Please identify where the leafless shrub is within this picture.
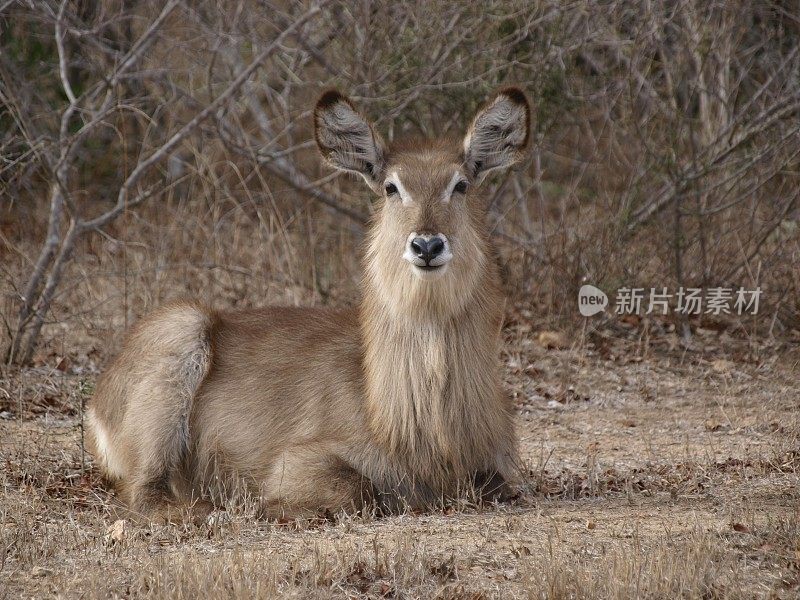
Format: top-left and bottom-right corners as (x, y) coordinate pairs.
(1, 0), (798, 364)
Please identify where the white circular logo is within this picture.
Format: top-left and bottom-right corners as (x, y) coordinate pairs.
(578, 285), (608, 317)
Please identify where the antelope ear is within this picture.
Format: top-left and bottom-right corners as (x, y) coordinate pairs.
(462, 87), (530, 181)
(314, 90), (386, 190)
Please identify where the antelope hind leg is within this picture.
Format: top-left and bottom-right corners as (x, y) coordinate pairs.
(120, 471), (214, 526)
(258, 449), (374, 520)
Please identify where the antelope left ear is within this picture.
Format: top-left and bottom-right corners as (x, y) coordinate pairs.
(462, 87), (530, 182)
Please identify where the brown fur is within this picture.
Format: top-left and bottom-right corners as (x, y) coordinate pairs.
(88, 88), (531, 519)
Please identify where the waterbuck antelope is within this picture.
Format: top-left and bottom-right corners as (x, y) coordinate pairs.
(88, 87), (531, 520)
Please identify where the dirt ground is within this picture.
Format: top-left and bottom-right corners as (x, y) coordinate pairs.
(1, 326), (798, 599)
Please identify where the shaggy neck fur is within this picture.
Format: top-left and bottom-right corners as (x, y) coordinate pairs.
(359, 215), (511, 489)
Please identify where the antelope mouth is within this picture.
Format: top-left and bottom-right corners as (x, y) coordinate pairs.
(411, 262), (449, 279)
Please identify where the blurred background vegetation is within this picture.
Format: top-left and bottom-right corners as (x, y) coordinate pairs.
(1, 0), (798, 367)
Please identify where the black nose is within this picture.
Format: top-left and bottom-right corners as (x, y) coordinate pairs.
(410, 236), (445, 264)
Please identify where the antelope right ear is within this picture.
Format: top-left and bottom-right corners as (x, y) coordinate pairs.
(314, 90), (386, 191)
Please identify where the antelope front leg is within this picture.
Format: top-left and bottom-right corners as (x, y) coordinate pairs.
(259, 449), (374, 520)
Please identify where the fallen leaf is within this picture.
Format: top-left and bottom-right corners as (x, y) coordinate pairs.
(503, 568), (518, 580)
(705, 420), (729, 432)
(537, 331), (569, 350)
(512, 545), (532, 557)
(712, 359), (734, 373)
(31, 566), (53, 578)
(105, 519), (127, 544)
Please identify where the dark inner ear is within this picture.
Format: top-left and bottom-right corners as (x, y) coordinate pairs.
(313, 90), (385, 186)
(463, 87), (531, 179)
(316, 89), (346, 111)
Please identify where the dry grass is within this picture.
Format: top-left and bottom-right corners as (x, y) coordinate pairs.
(2, 2), (799, 597)
(2, 340), (798, 599)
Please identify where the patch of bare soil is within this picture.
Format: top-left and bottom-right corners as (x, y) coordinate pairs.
(1, 339), (798, 598)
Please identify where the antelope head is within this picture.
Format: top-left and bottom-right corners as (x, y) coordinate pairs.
(314, 88), (530, 316)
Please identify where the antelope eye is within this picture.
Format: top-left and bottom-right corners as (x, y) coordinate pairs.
(385, 182), (398, 196)
(453, 180), (468, 194)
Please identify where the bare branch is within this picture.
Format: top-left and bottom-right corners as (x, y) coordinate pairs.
(81, 0), (328, 232)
